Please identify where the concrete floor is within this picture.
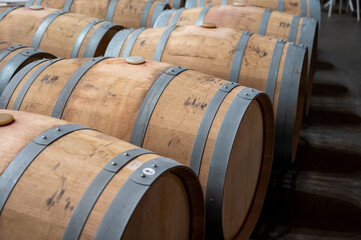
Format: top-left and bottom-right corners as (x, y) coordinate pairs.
(251, 11), (361, 240)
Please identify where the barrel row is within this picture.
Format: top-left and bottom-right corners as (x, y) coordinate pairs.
(26, 0), (173, 28)
(184, 0), (321, 27)
(0, 6), (122, 58)
(0, 54), (275, 239)
(153, 5), (318, 114)
(0, 110), (204, 239)
(105, 25), (307, 162)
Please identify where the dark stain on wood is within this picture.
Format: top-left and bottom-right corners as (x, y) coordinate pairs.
(251, 46), (268, 58)
(53, 162), (60, 171)
(289, 2), (299, 6)
(140, 40), (146, 46)
(40, 74), (59, 84)
(280, 22), (291, 28)
(184, 96), (208, 110)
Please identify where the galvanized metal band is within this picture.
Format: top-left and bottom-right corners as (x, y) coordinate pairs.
(195, 6), (211, 25)
(0, 45), (26, 62)
(205, 87), (261, 239)
(300, 0), (307, 16)
(153, 9), (175, 28)
(298, 17), (317, 79)
(170, 8), (185, 26)
(275, 44), (304, 162)
(12, 58), (62, 111)
(265, 40), (286, 104)
(288, 15), (301, 43)
(0, 49), (54, 96)
(36, 0), (43, 5)
(199, 0), (205, 7)
(121, 28), (145, 58)
(0, 6), (20, 21)
(141, 0), (154, 27)
(130, 66), (188, 146)
(185, 0), (197, 8)
(229, 31), (253, 83)
(32, 10), (68, 49)
(309, 0), (321, 26)
(105, 0), (119, 21)
(153, 25), (177, 61)
(0, 124), (91, 213)
(278, 0), (284, 11)
(52, 57), (108, 118)
(63, 148), (154, 240)
(189, 82), (239, 176)
(25, 0), (35, 6)
(70, 19), (104, 58)
(221, 0), (228, 6)
(95, 157), (181, 240)
(63, 0), (74, 11)
(104, 29), (135, 57)
(258, 9), (272, 35)
(83, 23), (123, 58)
(172, 0), (182, 9)
(151, 2), (168, 27)
(0, 59), (49, 109)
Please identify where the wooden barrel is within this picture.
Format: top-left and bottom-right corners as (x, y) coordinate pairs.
(0, 57), (275, 239)
(0, 42), (55, 96)
(154, 5), (318, 114)
(105, 25), (307, 163)
(0, 6), (123, 58)
(26, 0), (173, 28)
(0, 110), (204, 239)
(185, 0), (321, 27)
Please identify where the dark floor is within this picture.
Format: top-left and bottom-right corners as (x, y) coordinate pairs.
(251, 11), (361, 240)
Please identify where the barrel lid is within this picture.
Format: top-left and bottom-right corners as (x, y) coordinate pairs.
(126, 56), (145, 65)
(202, 23), (217, 28)
(30, 5), (44, 10)
(233, 2), (246, 6)
(0, 113), (14, 126)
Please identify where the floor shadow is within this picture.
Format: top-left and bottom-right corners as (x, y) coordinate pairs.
(316, 61), (336, 71)
(294, 143), (361, 173)
(311, 82), (349, 97)
(304, 108), (361, 127)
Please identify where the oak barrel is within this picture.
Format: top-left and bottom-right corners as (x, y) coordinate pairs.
(154, 5), (318, 114)
(0, 110), (204, 239)
(26, 0), (172, 28)
(0, 7), (123, 58)
(185, 0), (321, 27)
(105, 25), (307, 163)
(0, 57), (275, 239)
(0, 42), (55, 96)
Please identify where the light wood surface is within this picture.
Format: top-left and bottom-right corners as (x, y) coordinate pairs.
(0, 110), (204, 239)
(0, 7), (121, 58)
(30, 0), (171, 28)
(1, 58), (274, 239)
(109, 25), (307, 163)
